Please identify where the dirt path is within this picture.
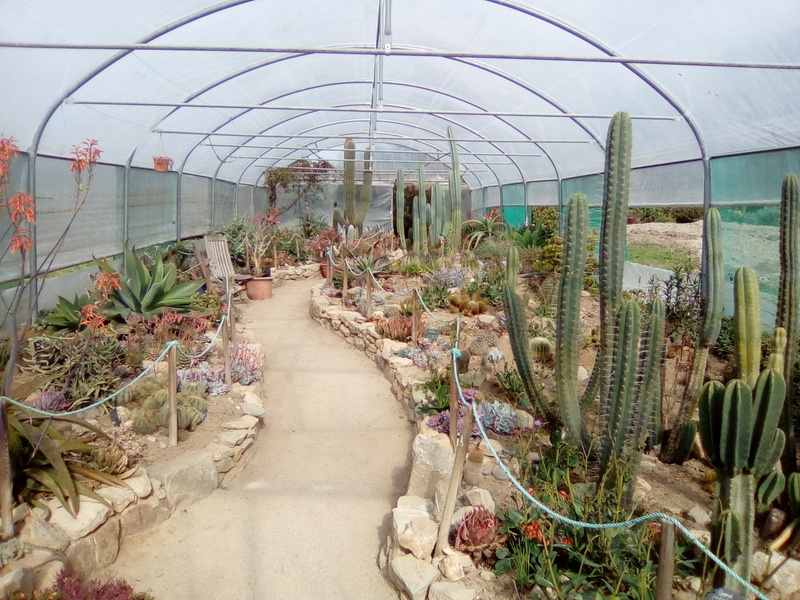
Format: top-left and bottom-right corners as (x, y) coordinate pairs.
(104, 277), (414, 600)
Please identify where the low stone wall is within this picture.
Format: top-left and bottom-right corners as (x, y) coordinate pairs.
(0, 362), (266, 598)
(309, 284), (509, 600)
(271, 263), (320, 283)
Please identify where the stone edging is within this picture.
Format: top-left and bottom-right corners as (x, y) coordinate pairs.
(309, 284), (511, 600)
(0, 348), (267, 598)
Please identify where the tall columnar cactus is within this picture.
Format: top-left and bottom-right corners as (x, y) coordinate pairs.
(395, 169), (406, 251)
(777, 173), (799, 474)
(699, 370), (786, 594)
(506, 244), (520, 290)
(555, 194), (590, 448)
(582, 111), (633, 407)
(354, 149), (373, 235)
(734, 266), (762, 389)
(447, 126), (462, 255)
(414, 165), (428, 255)
(661, 207), (724, 463)
(343, 138), (356, 227)
(596, 299), (666, 484)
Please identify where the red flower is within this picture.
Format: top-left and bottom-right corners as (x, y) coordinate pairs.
(560, 537), (572, 546)
(523, 520), (543, 541)
(10, 229), (31, 253)
(80, 303), (106, 330)
(559, 490), (570, 503)
(95, 270), (121, 299)
(8, 191), (35, 224)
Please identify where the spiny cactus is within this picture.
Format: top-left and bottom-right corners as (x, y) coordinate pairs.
(582, 111), (632, 407)
(699, 370), (786, 594)
(662, 207), (724, 463)
(396, 169), (406, 251)
(343, 138), (356, 228)
(777, 172), (799, 474)
(447, 126), (462, 256)
(131, 383), (208, 434)
(756, 470), (785, 515)
(356, 149), (373, 235)
(734, 266), (762, 388)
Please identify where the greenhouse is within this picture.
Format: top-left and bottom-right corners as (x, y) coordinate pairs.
(2, 2), (800, 599)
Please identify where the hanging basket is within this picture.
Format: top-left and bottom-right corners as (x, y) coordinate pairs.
(153, 156), (173, 172)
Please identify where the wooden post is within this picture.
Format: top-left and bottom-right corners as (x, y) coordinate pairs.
(449, 363), (459, 450)
(365, 269), (373, 318)
(168, 343), (178, 447)
(294, 237), (300, 263)
(0, 401), (13, 539)
(342, 258), (348, 293)
(411, 288), (419, 346)
(655, 519), (676, 600)
(222, 318), (232, 385)
(434, 406), (475, 558)
(272, 238), (278, 267)
(326, 253), (333, 286)
(227, 308), (236, 347)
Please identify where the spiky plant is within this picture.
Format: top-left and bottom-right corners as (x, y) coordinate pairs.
(454, 507), (508, 562)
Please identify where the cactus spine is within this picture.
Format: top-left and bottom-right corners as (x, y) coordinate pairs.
(396, 169), (406, 251)
(555, 194), (590, 448)
(699, 370), (786, 593)
(734, 266), (762, 388)
(447, 126), (462, 255)
(661, 207), (724, 463)
(777, 173), (799, 473)
(582, 111), (633, 407)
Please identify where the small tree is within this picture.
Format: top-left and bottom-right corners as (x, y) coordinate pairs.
(262, 159), (334, 221)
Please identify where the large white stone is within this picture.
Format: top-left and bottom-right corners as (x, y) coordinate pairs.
(48, 500), (112, 541)
(206, 441), (235, 461)
(407, 433), (456, 500)
(97, 486), (136, 513)
(389, 554), (441, 600)
(465, 488), (495, 514)
(64, 516), (120, 578)
(18, 515), (69, 551)
(124, 468), (153, 498)
(119, 495), (170, 537)
(397, 495), (435, 514)
(222, 415), (260, 430)
(752, 551), (800, 598)
(147, 450), (218, 510)
(216, 430), (249, 447)
(398, 515), (438, 560)
(428, 581), (477, 600)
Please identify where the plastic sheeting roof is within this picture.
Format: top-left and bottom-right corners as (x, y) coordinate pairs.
(2, 0), (799, 190)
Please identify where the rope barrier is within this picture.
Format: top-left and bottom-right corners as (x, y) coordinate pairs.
(447, 349), (769, 600)
(2, 290), (234, 418)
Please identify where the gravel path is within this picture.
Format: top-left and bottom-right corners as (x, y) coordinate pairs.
(104, 277), (413, 600)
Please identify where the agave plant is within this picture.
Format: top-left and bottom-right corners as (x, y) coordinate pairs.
(454, 506), (508, 562)
(95, 244), (204, 321)
(40, 293), (93, 332)
(7, 405), (127, 517)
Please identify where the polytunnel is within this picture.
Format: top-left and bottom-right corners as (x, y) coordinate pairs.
(2, 0), (800, 305)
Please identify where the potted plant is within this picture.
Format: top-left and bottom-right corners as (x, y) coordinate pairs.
(243, 221), (274, 300)
(307, 227), (343, 276)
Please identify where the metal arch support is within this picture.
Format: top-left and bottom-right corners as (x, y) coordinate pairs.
(241, 118), (492, 189)
(486, 0), (710, 206)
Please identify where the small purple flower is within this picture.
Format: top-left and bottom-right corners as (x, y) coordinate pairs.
(533, 419), (543, 427)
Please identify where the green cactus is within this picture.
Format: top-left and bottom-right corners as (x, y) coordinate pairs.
(414, 164), (429, 256)
(661, 207), (724, 463)
(343, 138), (356, 227)
(582, 111), (633, 408)
(777, 173), (799, 474)
(788, 472), (800, 519)
(699, 370), (786, 594)
(447, 126), (462, 255)
(554, 193), (590, 448)
(506, 245), (520, 290)
(396, 169), (406, 251)
(355, 149), (373, 235)
(734, 266), (762, 388)
(756, 470), (785, 515)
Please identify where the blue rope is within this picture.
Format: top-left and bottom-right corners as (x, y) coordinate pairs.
(174, 313), (227, 359)
(447, 351), (769, 600)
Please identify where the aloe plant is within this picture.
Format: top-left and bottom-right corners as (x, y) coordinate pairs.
(96, 245), (204, 321)
(40, 293), (93, 332)
(777, 173), (799, 474)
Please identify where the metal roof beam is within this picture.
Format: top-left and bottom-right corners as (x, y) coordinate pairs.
(204, 144), (550, 155)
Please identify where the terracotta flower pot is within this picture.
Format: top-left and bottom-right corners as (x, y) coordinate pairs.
(153, 156), (173, 172)
(245, 276), (273, 300)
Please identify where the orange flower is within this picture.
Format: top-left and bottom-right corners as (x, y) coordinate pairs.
(95, 270), (121, 299)
(558, 490), (570, 503)
(560, 537), (572, 546)
(8, 191), (35, 224)
(70, 139), (101, 173)
(80, 303), (106, 330)
(523, 520), (543, 541)
(10, 228), (31, 253)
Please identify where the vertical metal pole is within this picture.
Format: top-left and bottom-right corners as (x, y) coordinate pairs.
(655, 519), (676, 600)
(411, 288), (419, 345)
(365, 269), (373, 318)
(434, 406), (475, 558)
(168, 344), (178, 447)
(222, 318), (232, 385)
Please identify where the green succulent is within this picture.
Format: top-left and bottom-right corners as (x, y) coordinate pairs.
(96, 244), (204, 321)
(40, 293), (93, 332)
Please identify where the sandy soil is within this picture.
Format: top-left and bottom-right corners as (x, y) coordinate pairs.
(627, 220), (704, 264)
(102, 277), (415, 600)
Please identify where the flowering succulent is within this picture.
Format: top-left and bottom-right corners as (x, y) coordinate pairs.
(33, 389), (69, 413)
(425, 400), (483, 438)
(230, 341), (264, 386)
(426, 267), (465, 289)
(454, 506), (508, 562)
(177, 361), (229, 396)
